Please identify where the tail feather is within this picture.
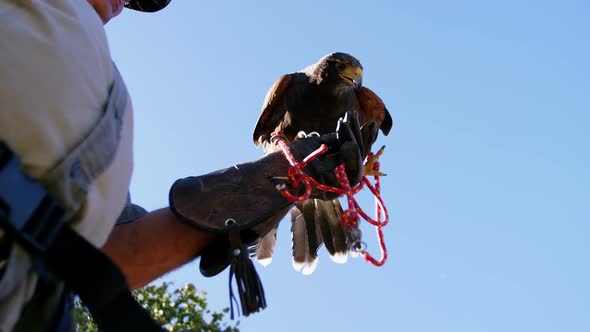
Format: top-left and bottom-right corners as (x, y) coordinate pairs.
(255, 228), (277, 267)
(291, 201), (323, 275)
(253, 203), (292, 267)
(291, 199), (349, 274)
(315, 199), (348, 263)
(291, 205), (309, 272)
(301, 200), (322, 264)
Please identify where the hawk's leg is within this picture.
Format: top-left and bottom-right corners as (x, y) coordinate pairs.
(363, 145), (386, 177)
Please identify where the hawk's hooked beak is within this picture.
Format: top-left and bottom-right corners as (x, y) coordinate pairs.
(341, 66), (363, 88)
(352, 68), (363, 88)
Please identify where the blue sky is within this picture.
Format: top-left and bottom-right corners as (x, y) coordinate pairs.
(106, 1), (589, 331)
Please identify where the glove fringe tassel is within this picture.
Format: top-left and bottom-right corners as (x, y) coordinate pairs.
(228, 242), (266, 319)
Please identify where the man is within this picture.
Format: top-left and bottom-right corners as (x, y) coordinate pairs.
(0, 0), (374, 331)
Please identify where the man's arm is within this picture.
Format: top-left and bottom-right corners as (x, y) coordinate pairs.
(102, 112), (376, 291)
(101, 207), (218, 290)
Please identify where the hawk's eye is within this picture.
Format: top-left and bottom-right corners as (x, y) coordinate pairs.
(335, 62), (347, 71)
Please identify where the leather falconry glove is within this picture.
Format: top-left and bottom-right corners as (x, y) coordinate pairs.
(169, 111), (377, 318)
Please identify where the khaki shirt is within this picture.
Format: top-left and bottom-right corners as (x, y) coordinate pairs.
(0, 0), (135, 329)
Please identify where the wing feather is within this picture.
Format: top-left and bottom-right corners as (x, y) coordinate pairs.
(356, 86), (393, 135)
(252, 74), (293, 146)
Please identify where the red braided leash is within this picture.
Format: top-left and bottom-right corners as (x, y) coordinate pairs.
(271, 132), (389, 267)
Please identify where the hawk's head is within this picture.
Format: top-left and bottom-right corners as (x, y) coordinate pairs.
(313, 52), (363, 90)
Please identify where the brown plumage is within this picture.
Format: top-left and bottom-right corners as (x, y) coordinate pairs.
(252, 52), (392, 274)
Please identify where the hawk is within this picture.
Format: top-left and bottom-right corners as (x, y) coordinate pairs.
(252, 52), (392, 274)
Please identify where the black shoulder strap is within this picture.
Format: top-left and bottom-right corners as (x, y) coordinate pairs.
(0, 142), (163, 332)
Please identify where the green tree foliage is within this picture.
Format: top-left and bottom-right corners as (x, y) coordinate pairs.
(74, 282), (239, 332)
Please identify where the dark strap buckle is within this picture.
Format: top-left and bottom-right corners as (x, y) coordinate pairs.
(0, 142), (65, 254)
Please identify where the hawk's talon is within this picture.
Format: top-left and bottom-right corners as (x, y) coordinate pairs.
(363, 145), (386, 177)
